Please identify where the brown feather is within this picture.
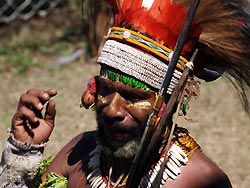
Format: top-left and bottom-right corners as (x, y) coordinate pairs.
(171, 0), (250, 114)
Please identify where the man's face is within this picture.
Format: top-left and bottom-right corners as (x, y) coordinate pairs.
(95, 77), (156, 158)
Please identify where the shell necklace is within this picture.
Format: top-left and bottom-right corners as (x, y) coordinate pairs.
(87, 144), (188, 188)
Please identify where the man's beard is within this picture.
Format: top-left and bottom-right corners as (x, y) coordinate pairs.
(101, 136), (141, 159)
(96, 123), (144, 159)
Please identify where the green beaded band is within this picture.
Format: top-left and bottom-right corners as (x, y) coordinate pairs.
(100, 66), (152, 90)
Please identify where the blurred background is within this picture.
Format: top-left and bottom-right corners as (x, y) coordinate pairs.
(0, 1), (249, 187)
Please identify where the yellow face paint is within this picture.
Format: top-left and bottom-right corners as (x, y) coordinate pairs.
(98, 95), (108, 104)
(98, 94), (152, 110)
(109, 93), (121, 112)
(127, 101), (152, 110)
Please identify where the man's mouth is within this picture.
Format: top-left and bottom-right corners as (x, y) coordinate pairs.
(104, 126), (133, 142)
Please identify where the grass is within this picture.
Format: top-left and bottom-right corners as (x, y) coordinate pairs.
(0, 8), (250, 188)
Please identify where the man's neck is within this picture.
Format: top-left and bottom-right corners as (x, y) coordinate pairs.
(109, 157), (133, 182)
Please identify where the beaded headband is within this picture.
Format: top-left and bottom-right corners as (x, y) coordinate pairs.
(108, 27), (188, 71)
(97, 27), (188, 94)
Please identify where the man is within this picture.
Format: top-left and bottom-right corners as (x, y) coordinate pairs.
(1, 0), (250, 187)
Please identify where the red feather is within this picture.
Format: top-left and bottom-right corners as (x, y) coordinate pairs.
(110, 0), (201, 56)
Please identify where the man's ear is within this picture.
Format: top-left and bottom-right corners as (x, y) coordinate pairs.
(81, 90), (96, 109)
(80, 76), (99, 109)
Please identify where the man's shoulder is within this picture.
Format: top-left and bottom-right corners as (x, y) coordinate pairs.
(65, 130), (98, 171)
(69, 130), (97, 147)
(181, 150), (232, 188)
(43, 130), (98, 179)
(163, 150), (232, 188)
(60, 130), (98, 157)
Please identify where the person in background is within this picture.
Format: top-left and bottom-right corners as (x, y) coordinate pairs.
(1, 0), (250, 187)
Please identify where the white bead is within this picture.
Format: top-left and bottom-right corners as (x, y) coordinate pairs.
(162, 169), (169, 180)
(92, 176), (103, 188)
(166, 160), (181, 176)
(123, 30), (131, 39)
(169, 154), (181, 166)
(171, 144), (187, 157)
(165, 167), (177, 180)
(144, 175), (152, 188)
(170, 150), (188, 164)
(99, 182), (107, 188)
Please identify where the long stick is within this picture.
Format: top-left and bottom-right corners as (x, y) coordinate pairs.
(152, 49), (198, 187)
(126, 0), (200, 187)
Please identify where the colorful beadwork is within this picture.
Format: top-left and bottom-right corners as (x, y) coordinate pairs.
(100, 66), (151, 90)
(98, 40), (182, 93)
(109, 27), (187, 70)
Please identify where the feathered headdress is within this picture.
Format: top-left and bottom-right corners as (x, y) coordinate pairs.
(87, 0), (250, 114)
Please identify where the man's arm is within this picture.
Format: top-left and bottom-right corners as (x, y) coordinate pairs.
(0, 89), (57, 187)
(0, 132), (46, 188)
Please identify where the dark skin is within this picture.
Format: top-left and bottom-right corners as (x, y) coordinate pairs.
(10, 78), (232, 188)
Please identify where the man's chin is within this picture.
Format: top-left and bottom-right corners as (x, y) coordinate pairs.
(100, 136), (141, 159)
(112, 138), (140, 159)
(97, 126), (143, 159)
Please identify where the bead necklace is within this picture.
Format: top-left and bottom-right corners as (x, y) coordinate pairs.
(87, 144), (188, 188)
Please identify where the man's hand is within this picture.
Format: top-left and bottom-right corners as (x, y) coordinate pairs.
(11, 89), (57, 144)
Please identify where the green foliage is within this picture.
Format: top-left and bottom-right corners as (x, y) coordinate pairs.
(32, 156), (54, 187)
(32, 157), (68, 188)
(38, 156), (54, 175)
(39, 172), (68, 188)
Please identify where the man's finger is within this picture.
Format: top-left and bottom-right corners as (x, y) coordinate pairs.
(44, 100), (56, 128)
(17, 93), (43, 110)
(17, 89), (57, 110)
(25, 89), (57, 104)
(38, 89), (58, 104)
(12, 106), (38, 126)
(45, 89), (57, 98)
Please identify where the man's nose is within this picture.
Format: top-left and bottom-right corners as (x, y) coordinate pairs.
(103, 92), (127, 120)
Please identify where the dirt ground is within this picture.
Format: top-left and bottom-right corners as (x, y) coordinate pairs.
(0, 6), (250, 188)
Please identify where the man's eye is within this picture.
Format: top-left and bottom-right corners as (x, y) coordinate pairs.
(129, 98), (142, 103)
(121, 92), (144, 102)
(98, 86), (113, 96)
